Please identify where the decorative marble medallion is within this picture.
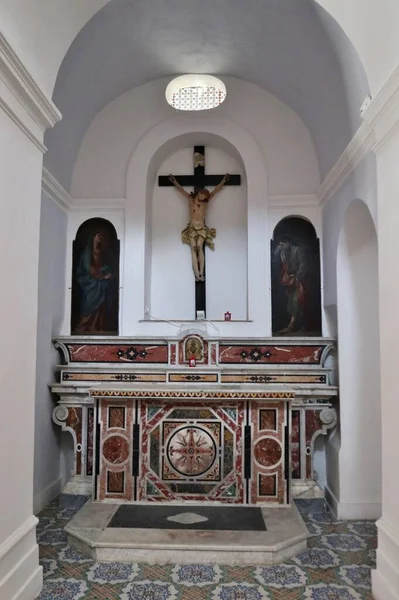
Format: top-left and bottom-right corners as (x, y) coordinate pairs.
(303, 583), (362, 599)
(40, 578), (88, 600)
(293, 548), (341, 569)
(212, 582), (270, 599)
(120, 580), (178, 600)
(339, 565), (371, 589)
(255, 564), (307, 588)
(40, 558), (57, 578)
(37, 516), (55, 533)
(87, 561), (139, 584)
(102, 434), (130, 465)
(305, 522), (323, 537)
(254, 437), (282, 468)
(171, 564), (222, 586)
(38, 528), (68, 546)
(58, 546), (92, 564)
(166, 426), (216, 476)
(348, 521), (377, 537)
(321, 534), (367, 552)
(166, 512), (208, 525)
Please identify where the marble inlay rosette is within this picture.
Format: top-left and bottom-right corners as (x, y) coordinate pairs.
(171, 564), (222, 586)
(255, 564), (307, 588)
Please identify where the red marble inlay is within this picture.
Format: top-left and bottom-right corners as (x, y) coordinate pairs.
(109, 406), (125, 429)
(219, 344), (324, 364)
(102, 435), (130, 465)
(107, 471), (125, 493)
(260, 409), (277, 431)
(66, 407), (82, 475)
(291, 409), (301, 479)
(67, 344), (168, 363)
(86, 407), (94, 476)
(139, 400), (245, 504)
(259, 474), (277, 496)
(305, 409), (323, 479)
(98, 399), (134, 501)
(254, 437), (282, 468)
(250, 401), (287, 504)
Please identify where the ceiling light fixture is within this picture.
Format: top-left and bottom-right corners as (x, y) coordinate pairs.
(165, 74), (226, 111)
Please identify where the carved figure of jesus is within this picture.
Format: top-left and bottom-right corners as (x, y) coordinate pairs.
(168, 173), (230, 281)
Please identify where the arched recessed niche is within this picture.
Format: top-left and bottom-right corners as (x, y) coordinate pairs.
(71, 217), (120, 335)
(271, 216), (321, 336)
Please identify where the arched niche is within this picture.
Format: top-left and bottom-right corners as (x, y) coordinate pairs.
(123, 115), (268, 336)
(271, 216), (322, 336)
(71, 217), (120, 335)
(334, 199), (381, 518)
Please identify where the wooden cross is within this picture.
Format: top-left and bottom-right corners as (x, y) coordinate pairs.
(158, 145), (241, 320)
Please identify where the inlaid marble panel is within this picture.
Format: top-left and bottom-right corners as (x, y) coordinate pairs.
(250, 401), (288, 504)
(139, 401), (245, 504)
(97, 400), (134, 501)
(66, 343), (168, 364)
(219, 344), (325, 365)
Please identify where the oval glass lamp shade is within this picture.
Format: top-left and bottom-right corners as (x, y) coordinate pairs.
(165, 74), (227, 111)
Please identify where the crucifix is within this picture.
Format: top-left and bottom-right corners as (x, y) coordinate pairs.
(158, 146), (241, 319)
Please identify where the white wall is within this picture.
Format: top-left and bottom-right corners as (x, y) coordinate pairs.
(332, 200), (381, 519)
(34, 193), (68, 514)
(372, 127), (399, 600)
(1, 0), (399, 103)
(63, 79), (321, 337)
(150, 147), (247, 321)
(322, 152), (378, 325)
(71, 78), (320, 199)
(0, 108), (43, 599)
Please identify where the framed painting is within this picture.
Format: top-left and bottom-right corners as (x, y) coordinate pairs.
(271, 217), (321, 336)
(71, 218), (119, 335)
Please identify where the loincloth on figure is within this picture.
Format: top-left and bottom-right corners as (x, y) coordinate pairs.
(181, 223), (216, 250)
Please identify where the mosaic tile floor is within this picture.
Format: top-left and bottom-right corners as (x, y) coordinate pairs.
(37, 496), (376, 599)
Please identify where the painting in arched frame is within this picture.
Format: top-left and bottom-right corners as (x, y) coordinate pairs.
(271, 217), (322, 336)
(71, 218), (120, 335)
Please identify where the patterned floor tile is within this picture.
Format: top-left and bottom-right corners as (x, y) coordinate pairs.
(36, 495), (377, 600)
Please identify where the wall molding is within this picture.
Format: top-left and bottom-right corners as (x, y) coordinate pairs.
(372, 517), (399, 600)
(42, 168), (126, 213)
(0, 515), (42, 600)
(0, 31), (61, 131)
(71, 197), (126, 212)
(42, 168), (72, 211)
(33, 477), (62, 516)
(319, 61), (399, 206)
(268, 194), (319, 208)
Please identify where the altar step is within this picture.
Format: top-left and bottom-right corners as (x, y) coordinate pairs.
(66, 502), (309, 566)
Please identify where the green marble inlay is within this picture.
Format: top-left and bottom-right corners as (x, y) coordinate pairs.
(146, 480), (162, 496)
(221, 483), (237, 497)
(147, 406), (163, 420)
(222, 407), (237, 422)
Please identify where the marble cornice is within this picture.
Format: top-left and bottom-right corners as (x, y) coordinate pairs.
(319, 61), (399, 206)
(0, 32), (61, 151)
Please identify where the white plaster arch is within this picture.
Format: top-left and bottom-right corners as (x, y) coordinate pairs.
(331, 198), (381, 519)
(122, 114), (269, 337)
(2, 0), (396, 105)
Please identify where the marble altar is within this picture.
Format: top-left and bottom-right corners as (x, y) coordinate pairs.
(51, 335), (337, 505)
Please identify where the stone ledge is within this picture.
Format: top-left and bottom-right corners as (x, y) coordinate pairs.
(66, 502), (308, 565)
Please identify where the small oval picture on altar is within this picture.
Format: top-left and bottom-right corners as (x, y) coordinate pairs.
(271, 217), (321, 336)
(71, 218), (119, 335)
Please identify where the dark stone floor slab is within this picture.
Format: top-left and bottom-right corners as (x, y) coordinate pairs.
(55, 494), (90, 510)
(108, 505), (267, 531)
(295, 498), (326, 514)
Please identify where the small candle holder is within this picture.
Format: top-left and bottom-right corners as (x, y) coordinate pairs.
(224, 311), (232, 321)
(189, 356), (196, 368)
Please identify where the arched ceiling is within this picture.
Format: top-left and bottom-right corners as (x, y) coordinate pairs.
(43, 0), (369, 191)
